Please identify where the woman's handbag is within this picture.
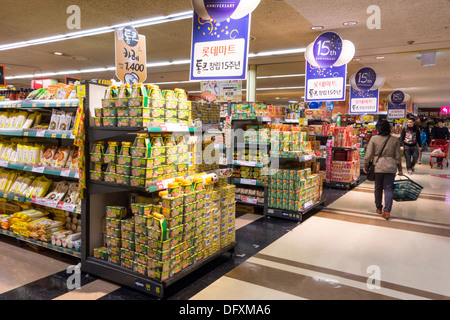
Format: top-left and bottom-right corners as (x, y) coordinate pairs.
(366, 136), (391, 181)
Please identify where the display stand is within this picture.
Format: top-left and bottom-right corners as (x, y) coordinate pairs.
(0, 97), (82, 259)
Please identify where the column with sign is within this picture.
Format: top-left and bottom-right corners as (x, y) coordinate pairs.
(115, 26), (147, 84)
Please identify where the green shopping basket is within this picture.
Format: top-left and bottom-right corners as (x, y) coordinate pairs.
(393, 175), (424, 202)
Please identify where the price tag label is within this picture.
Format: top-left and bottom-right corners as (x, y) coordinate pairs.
(240, 179), (257, 186)
(241, 196), (258, 205)
(61, 169), (71, 177)
(36, 130), (46, 137)
(0, 160), (8, 168)
(32, 165), (45, 173)
(156, 181), (165, 191)
(60, 202), (76, 212)
(304, 200), (313, 210)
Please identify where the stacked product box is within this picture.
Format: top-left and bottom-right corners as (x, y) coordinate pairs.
(204, 185), (236, 255)
(191, 101), (220, 127)
(330, 161), (360, 183)
(268, 169), (323, 212)
(89, 133), (190, 187)
(230, 102), (286, 119)
(332, 126), (358, 148)
(97, 84), (191, 127)
(94, 182), (236, 282)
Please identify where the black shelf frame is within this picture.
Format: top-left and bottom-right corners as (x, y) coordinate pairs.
(83, 242), (236, 298)
(265, 200), (325, 222)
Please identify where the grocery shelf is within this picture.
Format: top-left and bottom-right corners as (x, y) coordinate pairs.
(232, 160), (265, 168)
(83, 242), (236, 298)
(232, 178), (265, 187)
(88, 125), (197, 141)
(0, 160), (79, 179)
(0, 99), (79, 109)
(0, 228), (81, 258)
(0, 129), (75, 139)
(0, 190), (81, 214)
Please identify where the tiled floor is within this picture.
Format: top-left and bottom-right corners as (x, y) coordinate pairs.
(0, 152), (449, 300)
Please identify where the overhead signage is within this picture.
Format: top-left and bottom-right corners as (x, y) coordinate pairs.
(201, 80), (243, 102)
(305, 62), (347, 102)
(441, 106), (450, 114)
(349, 87), (379, 114)
(190, 10), (251, 81)
(115, 26), (147, 84)
(387, 103), (406, 119)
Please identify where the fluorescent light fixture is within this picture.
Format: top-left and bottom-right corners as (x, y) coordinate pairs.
(249, 47), (306, 58)
(53, 52), (64, 56)
(343, 21), (358, 26)
(376, 56), (385, 60)
(311, 26), (324, 30)
(0, 11), (193, 52)
(256, 86), (305, 91)
(257, 74), (305, 79)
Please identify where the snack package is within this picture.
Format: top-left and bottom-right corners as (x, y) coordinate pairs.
(40, 146), (58, 166)
(45, 181), (69, 201)
(58, 112), (73, 131)
(49, 110), (62, 131)
(63, 183), (80, 205)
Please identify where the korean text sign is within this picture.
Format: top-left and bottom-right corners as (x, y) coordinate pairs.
(190, 11), (250, 81)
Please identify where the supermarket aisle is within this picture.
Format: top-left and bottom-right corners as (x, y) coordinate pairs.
(191, 157), (450, 300)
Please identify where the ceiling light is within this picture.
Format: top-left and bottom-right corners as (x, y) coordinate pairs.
(353, 58), (361, 61)
(289, 100), (299, 103)
(248, 47), (306, 58)
(311, 26), (324, 30)
(0, 11), (193, 52)
(343, 21), (358, 26)
(376, 56), (385, 60)
(257, 74), (305, 79)
(53, 52), (64, 56)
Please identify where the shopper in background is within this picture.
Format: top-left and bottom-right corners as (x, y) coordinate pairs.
(431, 120), (450, 168)
(424, 122), (432, 147)
(364, 120), (403, 221)
(400, 118), (422, 174)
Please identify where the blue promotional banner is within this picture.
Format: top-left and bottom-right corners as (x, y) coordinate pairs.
(349, 87), (379, 114)
(190, 10), (251, 81)
(387, 103), (406, 119)
(305, 62), (347, 102)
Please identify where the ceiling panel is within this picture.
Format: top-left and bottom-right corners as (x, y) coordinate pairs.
(1, 0), (449, 108)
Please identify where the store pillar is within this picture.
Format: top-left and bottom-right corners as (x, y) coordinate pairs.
(247, 65), (257, 102)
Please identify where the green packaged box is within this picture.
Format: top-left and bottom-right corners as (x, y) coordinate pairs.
(120, 219), (134, 233)
(121, 239), (135, 251)
(106, 206), (127, 219)
(134, 223), (147, 236)
(90, 170), (103, 181)
(108, 254), (120, 265)
(120, 248), (134, 261)
(131, 157), (147, 168)
(133, 262), (147, 276)
(115, 174), (130, 185)
(121, 230), (135, 241)
(129, 176), (146, 187)
(106, 217), (121, 229)
(105, 235), (120, 248)
(131, 146), (147, 158)
(162, 196), (183, 209)
(134, 214), (147, 226)
(168, 224), (184, 238)
(134, 242), (147, 255)
(106, 227), (121, 238)
(117, 155), (131, 166)
(148, 238), (171, 252)
(93, 247), (108, 260)
(135, 234), (148, 245)
(115, 165), (131, 175)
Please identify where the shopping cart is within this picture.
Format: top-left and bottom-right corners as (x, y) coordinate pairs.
(393, 175), (424, 202)
(430, 139), (449, 169)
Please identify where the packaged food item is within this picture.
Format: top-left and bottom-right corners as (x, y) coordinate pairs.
(49, 110), (63, 131)
(52, 147), (71, 168)
(40, 146), (58, 166)
(45, 181), (69, 201)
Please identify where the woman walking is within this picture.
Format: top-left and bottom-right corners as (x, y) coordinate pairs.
(364, 120), (403, 220)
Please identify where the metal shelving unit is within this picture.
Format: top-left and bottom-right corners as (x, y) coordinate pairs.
(81, 85), (236, 298)
(0, 97), (82, 259)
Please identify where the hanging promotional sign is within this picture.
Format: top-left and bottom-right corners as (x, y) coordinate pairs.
(387, 90), (411, 106)
(115, 26), (147, 84)
(387, 103), (407, 119)
(305, 62), (347, 102)
(348, 67), (384, 114)
(190, 0), (260, 81)
(304, 32), (354, 103)
(349, 87), (379, 114)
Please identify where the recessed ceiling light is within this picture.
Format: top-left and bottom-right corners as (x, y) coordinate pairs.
(311, 26), (324, 30)
(353, 58), (361, 61)
(376, 56), (385, 60)
(343, 21), (358, 26)
(53, 52), (64, 56)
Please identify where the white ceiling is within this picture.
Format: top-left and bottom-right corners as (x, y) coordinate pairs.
(1, 0), (450, 108)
